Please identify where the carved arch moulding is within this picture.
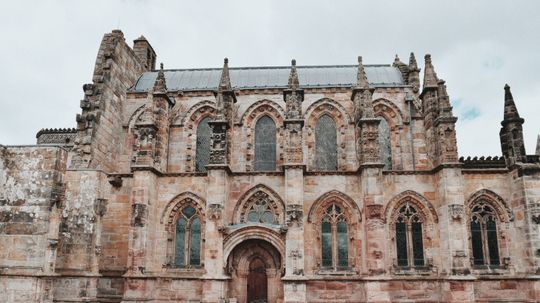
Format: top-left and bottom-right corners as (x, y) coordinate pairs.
(307, 190), (362, 224)
(373, 98), (404, 128)
(160, 191), (206, 231)
(232, 184), (285, 225)
(465, 189), (513, 223)
(384, 190), (439, 224)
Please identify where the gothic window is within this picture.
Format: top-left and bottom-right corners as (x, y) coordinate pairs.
(394, 203), (424, 267)
(379, 117), (392, 169)
(315, 114), (337, 170)
(195, 117), (211, 172)
(321, 204), (348, 268)
(470, 201), (500, 266)
(254, 115), (277, 171)
(175, 205), (201, 267)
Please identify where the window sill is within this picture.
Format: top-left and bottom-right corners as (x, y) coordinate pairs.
(471, 265), (508, 275)
(316, 267), (358, 276)
(392, 265), (434, 276)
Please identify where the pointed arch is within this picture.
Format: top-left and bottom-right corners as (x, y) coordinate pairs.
(466, 189), (513, 223)
(180, 101), (216, 172)
(240, 99), (285, 126)
(161, 192), (206, 228)
(232, 184), (285, 225)
(307, 190), (361, 223)
(373, 98), (404, 127)
(239, 100), (285, 172)
(384, 190), (438, 224)
(304, 98), (352, 126)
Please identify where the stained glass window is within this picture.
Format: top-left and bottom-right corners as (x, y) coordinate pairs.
(470, 202), (500, 266)
(321, 222), (332, 267)
(254, 115), (277, 171)
(379, 118), (392, 170)
(321, 203), (348, 269)
(195, 117), (212, 172)
(394, 203), (425, 267)
(174, 205), (202, 267)
(315, 115), (337, 171)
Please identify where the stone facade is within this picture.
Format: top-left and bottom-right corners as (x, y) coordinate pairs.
(1, 29), (540, 303)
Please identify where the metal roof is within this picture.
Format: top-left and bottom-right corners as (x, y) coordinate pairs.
(132, 65), (404, 92)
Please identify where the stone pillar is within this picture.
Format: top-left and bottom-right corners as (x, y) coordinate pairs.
(201, 167), (229, 303)
(122, 170), (157, 302)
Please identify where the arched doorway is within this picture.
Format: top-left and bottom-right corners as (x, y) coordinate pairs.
(227, 239), (283, 303)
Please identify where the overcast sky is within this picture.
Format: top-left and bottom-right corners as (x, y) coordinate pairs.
(1, 0), (539, 156)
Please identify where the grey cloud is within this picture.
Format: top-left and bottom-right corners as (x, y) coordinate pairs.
(0, 0), (539, 156)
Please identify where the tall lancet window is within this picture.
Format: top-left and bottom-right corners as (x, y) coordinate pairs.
(175, 205), (201, 267)
(395, 203), (425, 267)
(195, 117), (212, 172)
(470, 201), (500, 266)
(315, 114), (338, 170)
(379, 118), (392, 169)
(254, 115), (277, 171)
(321, 203), (348, 268)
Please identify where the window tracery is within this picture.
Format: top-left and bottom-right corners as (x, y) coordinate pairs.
(378, 117), (392, 170)
(394, 202), (425, 267)
(321, 203), (349, 269)
(470, 201), (500, 266)
(174, 205), (202, 267)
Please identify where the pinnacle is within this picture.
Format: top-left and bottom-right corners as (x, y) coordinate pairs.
(288, 58), (300, 90)
(356, 56), (369, 89)
(422, 54), (439, 89)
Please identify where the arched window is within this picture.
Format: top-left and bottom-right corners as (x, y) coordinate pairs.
(315, 114), (337, 170)
(378, 118), (392, 169)
(470, 201), (500, 266)
(175, 205), (201, 267)
(394, 203), (424, 267)
(195, 117), (212, 172)
(254, 115), (276, 171)
(321, 203), (348, 268)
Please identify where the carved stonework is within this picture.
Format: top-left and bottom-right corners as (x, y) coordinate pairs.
(448, 204), (464, 220)
(358, 120), (381, 164)
(94, 198), (108, 217)
(366, 204), (384, 220)
(286, 204), (303, 227)
(209, 122), (228, 165)
(108, 175), (123, 188)
(284, 121), (304, 164)
(532, 213), (540, 224)
(132, 125), (157, 165)
(209, 203), (223, 221)
(131, 203), (147, 227)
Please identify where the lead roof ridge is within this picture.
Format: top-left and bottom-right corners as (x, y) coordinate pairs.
(148, 64), (393, 73)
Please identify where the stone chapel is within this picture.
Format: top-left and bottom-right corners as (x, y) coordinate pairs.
(1, 29), (540, 303)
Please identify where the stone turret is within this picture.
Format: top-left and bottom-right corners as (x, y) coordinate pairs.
(131, 63), (173, 172)
(209, 58), (236, 166)
(499, 84), (526, 164)
(353, 56), (381, 165)
(283, 59), (305, 165)
(133, 35), (156, 71)
(408, 52), (421, 93)
(393, 54), (409, 85)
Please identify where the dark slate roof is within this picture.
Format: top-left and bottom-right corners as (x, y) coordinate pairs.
(132, 65), (404, 92)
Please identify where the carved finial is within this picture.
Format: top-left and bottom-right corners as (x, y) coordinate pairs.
(219, 57), (232, 91)
(394, 54), (400, 63)
(356, 56), (369, 89)
(423, 54), (439, 89)
(153, 62), (167, 93)
(503, 84), (522, 122)
(409, 52), (418, 69)
(288, 59), (300, 90)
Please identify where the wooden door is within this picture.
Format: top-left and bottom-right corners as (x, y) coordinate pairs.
(247, 258), (267, 303)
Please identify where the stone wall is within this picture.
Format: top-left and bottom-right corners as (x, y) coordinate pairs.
(0, 145), (67, 302)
